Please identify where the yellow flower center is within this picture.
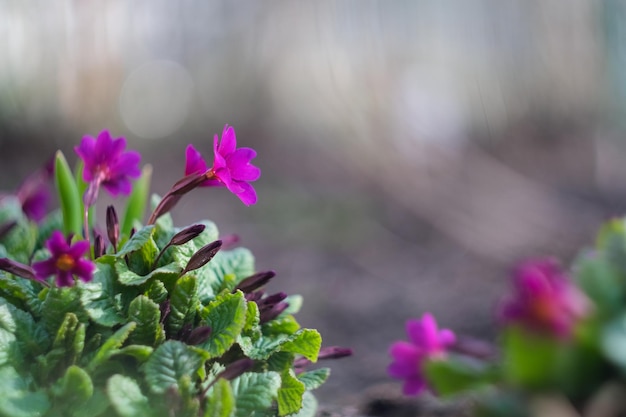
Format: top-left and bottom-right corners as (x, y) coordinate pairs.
(55, 254), (75, 272)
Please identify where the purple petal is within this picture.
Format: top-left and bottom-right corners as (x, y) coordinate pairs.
(56, 271), (74, 287)
(33, 259), (57, 280)
(388, 361), (418, 379)
(233, 182), (257, 206)
(46, 231), (69, 256)
(102, 178), (132, 196)
(185, 145), (208, 176)
(73, 260), (95, 282)
(389, 341), (421, 363)
(438, 329), (456, 347)
(227, 148), (261, 181)
(67, 240), (90, 259)
(94, 130), (114, 159)
(407, 314), (438, 351)
(75, 136), (97, 181)
(110, 151), (142, 179)
(403, 377), (427, 396)
(217, 125), (237, 156)
(109, 136), (128, 159)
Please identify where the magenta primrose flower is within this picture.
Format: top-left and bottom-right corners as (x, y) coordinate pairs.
(499, 258), (590, 338)
(33, 231), (94, 287)
(75, 130), (141, 206)
(185, 125), (261, 206)
(388, 313), (456, 395)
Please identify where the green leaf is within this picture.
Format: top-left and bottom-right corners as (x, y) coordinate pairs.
(122, 165), (152, 236)
(145, 279), (168, 304)
(0, 328), (18, 367)
(603, 312), (626, 373)
(116, 259), (182, 287)
(267, 352), (295, 373)
(282, 295), (303, 316)
(87, 322), (136, 372)
(54, 151), (82, 236)
(0, 366), (50, 417)
(297, 368), (330, 390)
(72, 389), (110, 417)
(192, 248), (255, 303)
(107, 374), (152, 417)
(262, 315), (300, 336)
(573, 254), (624, 315)
(167, 274), (198, 335)
(143, 340), (206, 394)
(199, 292), (247, 358)
(126, 234), (159, 276)
(203, 378), (235, 417)
(41, 287), (85, 335)
(116, 226), (155, 257)
(0, 199), (37, 264)
(231, 372), (281, 417)
(277, 371), (305, 416)
(288, 391), (317, 417)
(241, 329), (321, 362)
(424, 356), (494, 397)
(503, 326), (560, 388)
(112, 345), (154, 362)
(79, 262), (125, 327)
(128, 295), (165, 346)
(51, 365), (93, 408)
(51, 313), (85, 366)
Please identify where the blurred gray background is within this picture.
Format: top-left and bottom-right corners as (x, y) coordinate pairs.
(2, 0), (626, 406)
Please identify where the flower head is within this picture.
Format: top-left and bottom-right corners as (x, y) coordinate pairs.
(185, 125), (260, 206)
(499, 258), (590, 338)
(75, 130), (141, 205)
(388, 313), (456, 395)
(33, 231), (95, 287)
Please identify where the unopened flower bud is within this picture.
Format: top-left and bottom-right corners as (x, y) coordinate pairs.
(0, 258), (37, 281)
(93, 233), (106, 258)
(218, 358), (255, 381)
(259, 302), (289, 324)
(170, 224), (206, 247)
(187, 326), (212, 345)
(106, 205), (119, 251)
(182, 240), (222, 275)
(235, 271), (276, 294)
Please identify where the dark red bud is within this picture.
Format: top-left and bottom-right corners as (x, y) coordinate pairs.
(182, 240), (222, 275)
(0, 258), (36, 281)
(245, 291), (264, 302)
(170, 224), (206, 247)
(93, 233), (106, 258)
(186, 325), (212, 345)
(259, 302), (289, 324)
(106, 205), (119, 251)
(147, 173), (207, 225)
(235, 271), (276, 294)
(258, 292), (287, 309)
(317, 346), (353, 360)
(129, 227), (136, 238)
(218, 358), (255, 381)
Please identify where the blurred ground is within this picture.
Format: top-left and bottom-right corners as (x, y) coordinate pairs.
(2, 2), (626, 414)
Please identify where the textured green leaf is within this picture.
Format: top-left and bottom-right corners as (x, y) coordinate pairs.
(51, 313), (85, 366)
(0, 203), (37, 264)
(51, 365), (93, 408)
(79, 262), (125, 327)
(0, 327), (18, 367)
(72, 389), (110, 417)
(503, 326), (560, 388)
(116, 259), (181, 287)
(231, 372), (281, 417)
(277, 371), (305, 416)
(87, 322), (136, 372)
(262, 315), (300, 336)
(126, 234), (159, 276)
(282, 295), (303, 316)
(41, 287), (85, 335)
(111, 345), (154, 362)
(203, 378), (235, 417)
(144, 340), (206, 394)
(122, 165), (152, 236)
(242, 329), (321, 362)
(0, 366), (50, 417)
(192, 248), (255, 303)
(128, 295), (164, 346)
(168, 274), (198, 335)
(54, 151), (82, 237)
(145, 279), (168, 304)
(116, 226), (155, 257)
(0, 273), (42, 315)
(288, 391), (317, 417)
(107, 374), (152, 417)
(199, 292), (247, 358)
(266, 352), (295, 373)
(297, 368), (330, 391)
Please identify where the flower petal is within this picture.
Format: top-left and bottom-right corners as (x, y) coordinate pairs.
(56, 271), (74, 287)
(403, 377), (427, 395)
(233, 182), (257, 206)
(102, 177), (132, 196)
(217, 125), (237, 156)
(227, 148), (261, 181)
(46, 231), (69, 256)
(185, 145), (208, 176)
(407, 313), (439, 350)
(67, 240), (90, 259)
(32, 259), (57, 280)
(73, 259), (95, 282)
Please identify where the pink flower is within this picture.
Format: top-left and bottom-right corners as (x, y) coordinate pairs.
(75, 130), (141, 206)
(32, 231), (95, 287)
(388, 313), (456, 395)
(499, 258), (590, 338)
(185, 125), (260, 206)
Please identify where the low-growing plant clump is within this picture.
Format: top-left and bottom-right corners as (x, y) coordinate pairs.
(0, 126), (350, 417)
